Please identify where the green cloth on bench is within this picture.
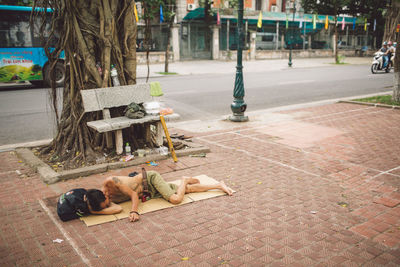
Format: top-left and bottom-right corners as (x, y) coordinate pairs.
(150, 82), (163, 97)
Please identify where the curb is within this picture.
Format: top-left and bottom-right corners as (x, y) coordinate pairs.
(0, 139), (52, 153)
(338, 100), (400, 109)
(16, 141), (210, 184)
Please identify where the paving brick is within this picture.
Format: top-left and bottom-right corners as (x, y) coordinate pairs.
(373, 197), (400, 208)
(2, 103), (400, 266)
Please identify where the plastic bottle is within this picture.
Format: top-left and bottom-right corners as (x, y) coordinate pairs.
(125, 142), (131, 155)
(110, 64), (120, 86)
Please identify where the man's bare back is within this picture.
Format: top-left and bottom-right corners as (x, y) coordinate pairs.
(102, 175), (144, 203)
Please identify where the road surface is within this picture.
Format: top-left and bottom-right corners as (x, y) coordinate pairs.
(0, 63), (393, 146)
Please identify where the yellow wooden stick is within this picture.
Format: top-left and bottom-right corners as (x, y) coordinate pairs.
(159, 115), (178, 162)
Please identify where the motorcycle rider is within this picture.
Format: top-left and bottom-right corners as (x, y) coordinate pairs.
(385, 41), (395, 68)
(379, 42), (389, 68)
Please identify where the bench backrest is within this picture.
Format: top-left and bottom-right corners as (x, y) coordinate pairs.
(81, 83), (152, 113)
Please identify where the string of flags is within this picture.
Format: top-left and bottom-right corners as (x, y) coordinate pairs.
(324, 15), (328, 30)
(159, 5), (164, 23)
(134, 4), (383, 34)
(312, 14), (316, 29)
(286, 14), (289, 29)
(302, 14), (375, 32)
(133, 3), (138, 22)
(257, 11), (262, 28)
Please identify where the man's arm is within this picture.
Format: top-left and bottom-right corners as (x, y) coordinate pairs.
(114, 181), (140, 222)
(90, 202), (122, 215)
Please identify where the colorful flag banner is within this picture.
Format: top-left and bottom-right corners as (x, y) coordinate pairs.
(373, 19), (376, 31)
(352, 17), (356, 30)
(160, 5), (164, 23)
(134, 3), (138, 22)
(341, 17), (345, 30)
(217, 11), (220, 25)
(324, 15), (328, 30)
(397, 24), (400, 32)
(313, 14), (317, 30)
(286, 14), (289, 29)
(364, 18), (367, 31)
(257, 11), (262, 28)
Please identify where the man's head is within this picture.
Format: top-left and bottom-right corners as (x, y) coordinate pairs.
(388, 41), (392, 47)
(383, 41), (388, 47)
(86, 189), (110, 211)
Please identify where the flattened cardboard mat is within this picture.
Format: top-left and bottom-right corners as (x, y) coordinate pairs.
(81, 175), (234, 226)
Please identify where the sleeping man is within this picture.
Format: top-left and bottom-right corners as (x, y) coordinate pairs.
(57, 188), (122, 221)
(101, 169), (233, 223)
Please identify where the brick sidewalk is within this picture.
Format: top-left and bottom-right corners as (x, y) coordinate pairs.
(1, 103), (399, 266)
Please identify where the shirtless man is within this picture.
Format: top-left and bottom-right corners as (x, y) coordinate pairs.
(101, 170), (233, 222)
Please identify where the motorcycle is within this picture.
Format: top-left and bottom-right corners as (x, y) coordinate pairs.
(371, 51), (394, 74)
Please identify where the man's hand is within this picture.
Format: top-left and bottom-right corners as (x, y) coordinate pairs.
(129, 211), (140, 222)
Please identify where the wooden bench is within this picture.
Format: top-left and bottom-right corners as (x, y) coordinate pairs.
(81, 83), (167, 155)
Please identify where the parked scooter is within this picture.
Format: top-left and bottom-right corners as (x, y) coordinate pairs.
(371, 51), (393, 74)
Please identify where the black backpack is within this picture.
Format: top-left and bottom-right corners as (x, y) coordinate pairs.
(57, 188), (90, 221)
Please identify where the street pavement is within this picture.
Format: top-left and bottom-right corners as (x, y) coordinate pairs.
(1, 100), (399, 266)
(137, 57), (372, 78)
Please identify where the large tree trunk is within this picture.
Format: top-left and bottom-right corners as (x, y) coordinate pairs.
(394, 19), (400, 102)
(164, 23), (171, 73)
(383, 1), (400, 42)
(389, 0), (400, 102)
(33, 0), (138, 169)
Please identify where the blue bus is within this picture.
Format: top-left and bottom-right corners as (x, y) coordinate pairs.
(0, 5), (65, 87)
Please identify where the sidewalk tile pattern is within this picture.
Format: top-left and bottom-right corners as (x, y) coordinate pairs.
(1, 103), (399, 266)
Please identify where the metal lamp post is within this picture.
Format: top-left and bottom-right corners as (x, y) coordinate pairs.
(286, 1), (304, 67)
(229, 0), (248, 122)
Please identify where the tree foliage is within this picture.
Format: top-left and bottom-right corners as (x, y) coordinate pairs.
(301, 0), (348, 63)
(383, 0), (400, 42)
(302, 0), (390, 46)
(33, 0), (138, 169)
(301, 0), (347, 15)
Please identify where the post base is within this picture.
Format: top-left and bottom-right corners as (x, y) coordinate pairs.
(229, 114), (249, 122)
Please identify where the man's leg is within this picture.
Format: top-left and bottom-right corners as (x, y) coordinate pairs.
(168, 178), (233, 204)
(169, 178), (190, 204)
(383, 55), (388, 68)
(186, 181), (233, 196)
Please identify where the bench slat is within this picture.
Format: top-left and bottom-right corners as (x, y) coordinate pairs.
(81, 84), (152, 112)
(87, 115), (161, 133)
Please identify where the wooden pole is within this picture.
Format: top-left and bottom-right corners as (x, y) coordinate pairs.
(159, 115), (178, 162)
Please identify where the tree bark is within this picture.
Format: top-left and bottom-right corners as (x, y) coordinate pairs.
(383, 1), (400, 42)
(33, 0), (138, 168)
(391, 0), (400, 102)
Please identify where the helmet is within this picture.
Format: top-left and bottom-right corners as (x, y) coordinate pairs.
(388, 41), (392, 45)
(383, 41), (387, 45)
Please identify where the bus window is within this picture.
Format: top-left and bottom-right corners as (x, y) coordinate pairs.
(0, 11), (33, 48)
